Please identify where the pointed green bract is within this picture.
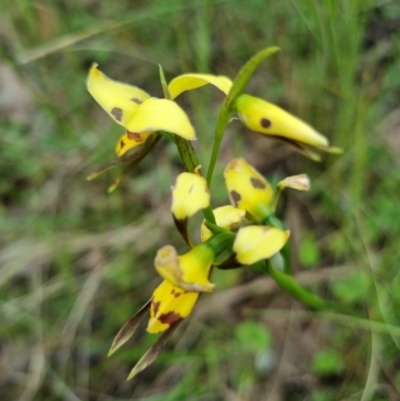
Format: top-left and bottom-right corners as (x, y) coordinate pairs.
(207, 47), (280, 185)
(225, 47), (280, 110)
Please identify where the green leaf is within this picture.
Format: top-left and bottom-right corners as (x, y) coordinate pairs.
(235, 321), (272, 352)
(311, 348), (344, 375)
(226, 46), (280, 110)
(298, 232), (321, 268)
(331, 271), (371, 303)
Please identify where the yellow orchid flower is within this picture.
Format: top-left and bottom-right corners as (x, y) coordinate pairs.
(224, 158), (310, 221)
(154, 244), (215, 294)
(233, 225), (290, 265)
(87, 64), (232, 157)
(200, 205), (245, 242)
(235, 94), (340, 159)
(171, 172), (210, 220)
(224, 158), (273, 221)
(170, 171), (211, 245)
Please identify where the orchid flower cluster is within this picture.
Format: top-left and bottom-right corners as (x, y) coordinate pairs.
(86, 47), (340, 380)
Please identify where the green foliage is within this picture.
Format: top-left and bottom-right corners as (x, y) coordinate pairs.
(235, 321), (272, 352)
(298, 232), (321, 268)
(311, 348), (345, 376)
(332, 271), (371, 303)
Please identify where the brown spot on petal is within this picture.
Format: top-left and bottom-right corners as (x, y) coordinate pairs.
(170, 289), (181, 298)
(159, 312), (182, 325)
(230, 190), (241, 206)
(120, 139), (125, 149)
(127, 131), (142, 141)
(111, 107), (123, 122)
(250, 177), (266, 189)
(152, 300), (160, 316)
(261, 118), (271, 128)
(131, 98), (142, 104)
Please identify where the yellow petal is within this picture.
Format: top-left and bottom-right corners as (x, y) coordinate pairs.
(87, 63), (150, 127)
(168, 73), (233, 99)
(126, 98), (196, 140)
(224, 158), (274, 220)
(234, 225), (290, 265)
(147, 280), (199, 333)
(200, 205), (246, 242)
(154, 244), (215, 293)
(171, 172), (210, 220)
(115, 131), (152, 157)
(236, 94), (329, 148)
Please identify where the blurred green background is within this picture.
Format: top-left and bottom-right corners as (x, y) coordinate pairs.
(2, 0), (400, 400)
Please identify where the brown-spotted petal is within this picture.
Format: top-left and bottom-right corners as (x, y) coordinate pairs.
(236, 94), (329, 148)
(87, 63), (150, 127)
(147, 280), (200, 334)
(224, 158), (273, 221)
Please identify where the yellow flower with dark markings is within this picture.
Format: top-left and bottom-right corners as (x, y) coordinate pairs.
(224, 158), (310, 222)
(87, 64), (232, 157)
(235, 94), (341, 159)
(170, 171), (210, 245)
(224, 158), (274, 221)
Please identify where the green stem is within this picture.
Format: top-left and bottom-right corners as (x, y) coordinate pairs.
(206, 46), (280, 186)
(263, 260), (329, 310)
(159, 64), (215, 224)
(206, 108), (231, 185)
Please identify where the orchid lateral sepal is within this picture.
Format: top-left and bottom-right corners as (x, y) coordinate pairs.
(127, 321), (181, 380)
(86, 134), (161, 182)
(107, 300), (151, 357)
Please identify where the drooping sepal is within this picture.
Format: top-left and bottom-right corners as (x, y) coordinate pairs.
(235, 94), (330, 148)
(127, 322), (180, 380)
(107, 300), (151, 357)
